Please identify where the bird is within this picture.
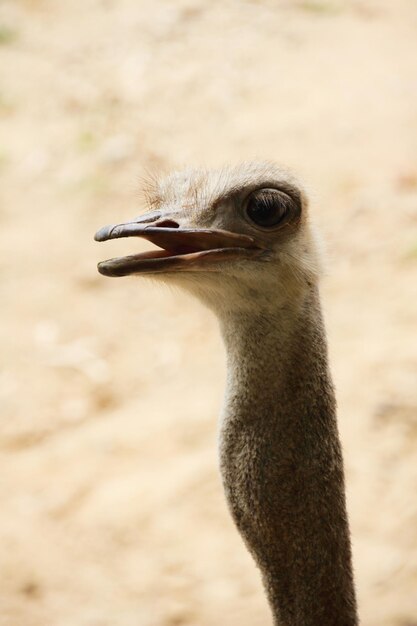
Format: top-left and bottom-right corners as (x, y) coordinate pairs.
(95, 162), (359, 626)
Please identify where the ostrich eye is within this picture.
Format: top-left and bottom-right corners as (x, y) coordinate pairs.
(245, 188), (294, 229)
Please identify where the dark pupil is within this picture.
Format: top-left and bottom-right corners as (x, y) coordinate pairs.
(246, 189), (290, 228)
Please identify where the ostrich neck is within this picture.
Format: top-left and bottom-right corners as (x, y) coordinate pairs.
(218, 286), (358, 626)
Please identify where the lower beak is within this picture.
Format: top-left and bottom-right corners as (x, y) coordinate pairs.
(94, 217), (264, 277)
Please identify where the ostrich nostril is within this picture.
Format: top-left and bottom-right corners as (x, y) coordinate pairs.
(154, 219), (180, 229)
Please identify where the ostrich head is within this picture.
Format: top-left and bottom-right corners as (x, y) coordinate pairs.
(95, 163), (359, 626)
(95, 162), (321, 314)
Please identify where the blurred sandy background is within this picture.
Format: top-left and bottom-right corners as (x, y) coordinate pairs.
(1, 0), (417, 625)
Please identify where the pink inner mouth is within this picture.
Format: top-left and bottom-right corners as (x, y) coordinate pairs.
(130, 244), (201, 260)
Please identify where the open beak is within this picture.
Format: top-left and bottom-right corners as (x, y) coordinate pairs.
(95, 213), (264, 277)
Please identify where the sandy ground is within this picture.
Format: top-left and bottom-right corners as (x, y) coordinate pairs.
(1, 0), (417, 624)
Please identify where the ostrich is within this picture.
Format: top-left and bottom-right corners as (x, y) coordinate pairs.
(95, 162), (358, 626)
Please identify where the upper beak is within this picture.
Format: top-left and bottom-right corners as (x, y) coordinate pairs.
(94, 212), (264, 277)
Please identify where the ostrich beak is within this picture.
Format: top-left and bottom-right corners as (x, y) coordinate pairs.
(94, 213), (264, 277)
